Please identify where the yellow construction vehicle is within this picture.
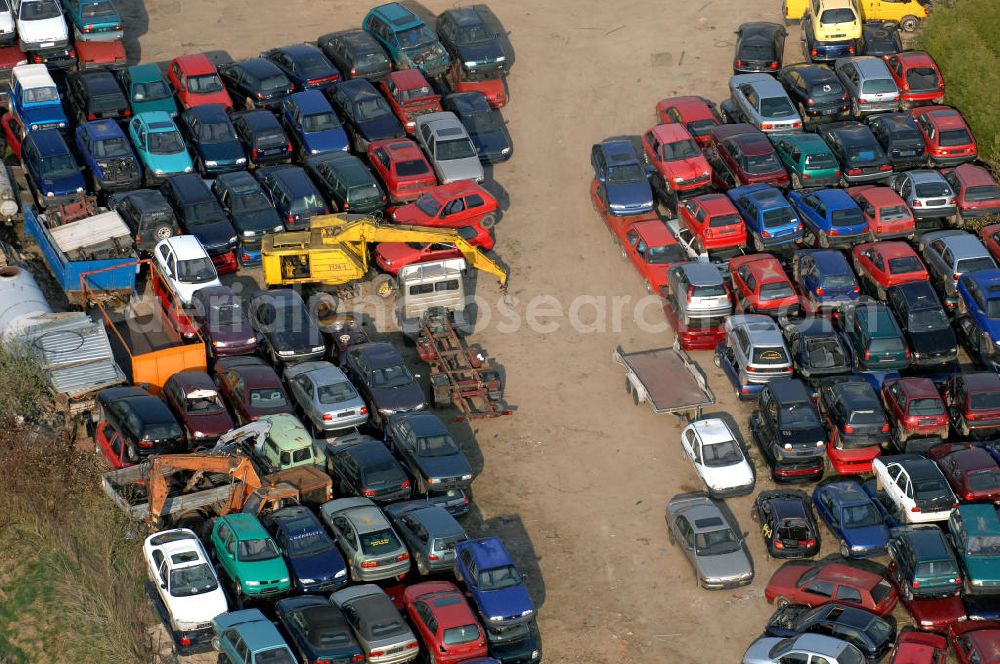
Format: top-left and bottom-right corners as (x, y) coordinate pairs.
(260, 213), (508, 296)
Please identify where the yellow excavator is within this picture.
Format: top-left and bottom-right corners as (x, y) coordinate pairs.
(261, 213), (508, 296)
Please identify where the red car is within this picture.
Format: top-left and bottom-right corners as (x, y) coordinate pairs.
(168, 53), (234, 110)
(764, 560), (898, 617)
(846, 185), (915, 241)
(641, 123), (712, 199)
(378, 69), (443, 134)
(899, 596), (966, 633)
(851, 241), (929, 298)
(655, 95), (723, 147)
(980, 223), (1000, 267)
(213, 356), (294, 425)
(661, 293), (727, 351)
(375, 240), (480, 275)
(888, 630), (948, 663)
(614, 217), (688, 292)
(393, 181), (499, 231)
(367, 138), (437, 204)
(911, 105), (977, 166)
(76, 40), (126, 71)
(708, 123), (789, 189)
(729, 253), (800, 317)
(161, 371), (235, 444)
(445, 61), (507, 108)
(945, 373), (1000, 439)
(950, 621), (1000, 664)
(884, 51), (945, 107)
(677, 193), (747, 252)
(1, 112), (24, 160)
(403, 581), (487, 663)
(929, 443), (1000, 503)
(944, 164), (1000, 226)
(882, 377), (949, 444)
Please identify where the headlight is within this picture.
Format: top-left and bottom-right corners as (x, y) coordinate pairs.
(413, 402), (425, 411)
(298, 578), (315, 585)
(246, 337), (256, 344)
(428, 477), (442, 484)
(311, 345), (325, 353)
(236, 157), (246, 164)
(213, 340), (226, 348)
(609, 202), (624, 210)
(850, 544), (867, 552)
(184, 166), (193, 173)
(46, 191), (54, 197)
(279, 577), (289, 583)
(490, 616), (504, 622)
(335, 569), (347, 578)
(154, 169), (165, 175)
(464, 60), (477, 68)
(30, 124), (39, 131)
(278, 350), (295, 356)
(273, 225), (284, 232)
(228, 236), (237, 243)
(58, 122), (66, 128)
(816, 440), (824, 447)
(973, 579), (984, 586)
(461, 474), (472, 481)
(205, 160), (218, 167)
(76, 187), (84, 193)
(244, 580), (260, 586)
(501, 147), (511, 154)
(243, 230), (256, 237)
(521, 609), (534, 617)
(531, 650), (540, 659)
(192, 431), (205, 438)
(379, 407), (397, 416)
(673, 176), (685, 184)
(310, 148), (319, 154)
(496, 56), (506, 62)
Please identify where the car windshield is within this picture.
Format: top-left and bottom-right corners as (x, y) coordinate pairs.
(940, 128), (973, 147)
(908, 307), (949, 331)
(354, 96), (391, 121)
(436, 138), (477, 161)
(82, 2), (117, 18)
(21, 0), (61, 19)
(778, 519), (811, 541)
(395, 158), (431, 177)
(887, 256), (923, 274)
(971, 391), (1000, 410)
(759, 97), (796, 118)
(249, 388), (288, 408)
(359, 528), (402, 555)
(303, 111), (341, 132)
(93, 137), (131, 158)
(842, 503), (882, 528)
(443, 624), (480, 645)
(185, 393), (224, 414)
(132, 80), (172, 102)
(695, 527), (741, 555)
(967, 185), (1000, 202)
(196, 121), (235, 144)
(187, 74), (224, 94)
(23, 86), (59, 104)
(661, 139), (701, 161)
(182, 201), (224, 225)
(231, 191), (271, 213)
(285, 530), (334, 556)
(147, 130), (185, 154)
(831, 208), (863, 227)
(988, 300), (1000, 320)
(820, 8), (856, 23)
(957, 257), (996, 274)
(805, 153), (837, 168)
(702, 440), (743, 467)
(760, 281), (795, 300)
(397, 24), (438, 49)
(237, 537), (280, 562)
(860, 79), (897, 95)
(880, 205), (912, 221)
(607, 163), (644, 184)
(909, 397), (945, 415)
(260, 74), (291, 92)
(779, 401), (822, 428)
(915, 182), (951, 198)
(465, 111), (505, 135)
(478, 564), (522, 591)
(416, 434), (460, 457)
(175, 257), (216, 283)
(968, 469), (1000, 492)
(40, 154), (79, 178)
(317, 380), (358, 404)
(398, 84), (434, 103)
(371, 363), (414, 389)
(821, 274), (856, 290)
(168, 563), (219, 597)
(646, 243), (686, 265)
(743, 152), (780, 173)
(805, 337), (847, 370)
(456, 23), (492, 45)
(414, 193), (443, 216)
(968, 535), (1000, 556)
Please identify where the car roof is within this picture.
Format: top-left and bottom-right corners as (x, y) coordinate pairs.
(651, 123), (693, 143)
(286, 89), (331, 114)
(324, 28), (382, 51)
(127, 63), (166, 83)
(258, 413), (310, 449)
(784, 63), (839, 85)
(342, 439), (398, 465)
(888, 376), (939, 399)
(953, 164), (997, 188)
(161, 234), (209, 259)
(353, 342), (404, 368)
(234, 57), (285, 78)
(868, 240), (917, 259)
(855, 185), (904, 206)
(138, 110), (178, 132)
(768, 378), (812, 403)
(166, 370), (217, 392)
(739, 21), (782, 36)
(733, 254), (788, 282)
(461, 536), (515, 567)
(238, 108), (283, 131)
(678, 261), (724, 285)
(958, 504), (1000, 535)
(710, 123), (758, 142)
(895, 50), (937, 67)
(916, 105), (968, 130)
(889, 456), (945, 481)
(908, 169), (948, 185)
(371, 2), (421, 28)
(732, 73), (787, 96)
(335, 77), (380, 99)
(83, 118), (126, 140)
(872, 112), (918, 133)
(222, 512), (269, 538)
(272, 43), (323, 59)
(695, 193), (739, 215)
(76, 70), (121, 94)
(812, 188), (857, 209)
(264, 166), (316, 194)
(445, 91), (491, 115)
(339, 503), (392, 534)
(443, 6), (486, 27)
(185, 103), (231, 123)
(394, 410), (448, 437)
(847, 56), (892, 78)
(806, 249), (853, 274)
(826, 480), (871, 504)
(823, 122), (872, 142)
(172, 53), (218, 74)
(736, 185), (790, 210)
(167, 172), (214, 199)
(216, 169), (262, 192)
(26, 128), (71, 155)
(123, 188), (171, 209)
(689, 418), (736, 445)
(12, 63), (57, 90)
(781, 132), (832, 151)
(960, 372), (1000, 391)
(389, 68), (430, 89)
(314, 153), (372, 184)
(403, 504), (465, 536)
(269, 505), (323, 535)
(829, 378), (880, 407)
(630, 219), (676, 245)
(730, 132), (775, 157)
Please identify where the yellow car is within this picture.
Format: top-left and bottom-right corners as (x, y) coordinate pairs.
(805, 0), (862, 42)
(787, 0), (928, 33)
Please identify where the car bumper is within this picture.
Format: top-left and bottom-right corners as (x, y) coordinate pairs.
(798, 174), (840, 187)
(911, 349), (957, 367)
(369, 486), (414, 504)
(207, 249), (238, 275)
(929, 153), (976, 166)
(20, 38), (70, 52)
(370, 647), (420, 664)
(74, 27), (124, 42)
(317, 412), (368, 432)
(963, 583), (1000, 597)
(298, 575), (349, 593)
(847, 545), (888, 559)
(701, 575), (753, 590)
(889, 155), (928, 170)
(275, 349), (326, 364)
(856, 100), (899, 114)
(708, 482), (754, 499)
(960, 207), (1000, 220)
(171, 624), (216, 655)
(823, 231), (868, 247)
(244, 581), (290, 597)
(98, 176), (143, 193)
(354, 560), (411, 582)
(912, 205), (957, 219)
(759, 232), (803, 248)
(808, 43), (855, 62)
(901, 92), (945, 105)
(829, 454), (877, 475)
(202, 160), (246, 175)
(907, 508), (955, 524)
(844, 171), (892, 184)
(211, 340), (258, 357)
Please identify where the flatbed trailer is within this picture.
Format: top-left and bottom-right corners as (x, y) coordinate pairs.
(613, 342), (715, 421)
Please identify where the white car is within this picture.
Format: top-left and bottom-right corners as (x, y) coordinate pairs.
(0, 0), (17, 45)
(142, 529), (228, 649)
(873, 454), (957, 524)
(153, 235), (222, 306)
(11, 0), (69, 51)
(680, 418), (755, 498)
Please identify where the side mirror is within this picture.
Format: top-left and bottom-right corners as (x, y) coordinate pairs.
(160, 582), (167, 589)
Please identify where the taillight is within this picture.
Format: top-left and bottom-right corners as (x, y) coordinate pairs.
(352, 657), (365, 663)
(360, 560), (378, 568)
(911, 506), (921, 513)
(807, 98), (815, 105)
(912, 579), (921, 586)
(350, 67), (356, 76)
(882, 423), (890, 432)
(87, 114), (96, 120)
(762, 231), (771, 238)
(811, 48), (818, 57)
(405, 643), (419, 650)
(848, 45), (855, 55)
(179, 636), (192, 646)
(362, 489), (376, 497)
(816, 288), (825, 296)
(123, 108), (131, 116)
(288, 213), (295, 223)
(746, 366), (756, 373)
(903, 83), (910, 92)
(401, 479), (410, 489)
(967, 492), (976, 501)
(843, 425), (855, 434)
(864, 349), (870, 361)
(852, 286), (860, 293)
(735, 60), (744, 67)
(370, 651), (385, 658)
(879, 164), (893, 171)
(769, 61), (778, 69)
(687, 285), (694, 299)
(286, 142), (293, 152)
(322, 413), (334, 422)
(954, 273), (961, 280)
(428, 554), (439, 561)
(256, 91), (265, 100)
(847, 168), (863, 176)
(803, 172), (812, 179)
(397, 553), (409, 562)
(774, 539), (784, 549)
(252, 148), (258, 158)
(360, 406), (368, 415)
(316, 660), (331, 664)
(905, 348), (911, 359)
(805, 539), (816, 548)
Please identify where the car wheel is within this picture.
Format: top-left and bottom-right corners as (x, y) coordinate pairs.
(797, 103), (809, 125)
(217, 654), (228, 664)
(416, 555), (429, 576)
(668, 526), (676, 545)
(479, 213), (497, 230)
(245, 96), (255, 111)
(876, 285), (886, 300)
(753, 235), (764, 252)
(851, 99), (860, 118)
(840, 540), (850, 558)
(774, 595), (790, 608)
(902, 583), (913, 601)
(152, 223), (174, 242)
(900, 15), (919, 32)
(791, 173), (802, 190)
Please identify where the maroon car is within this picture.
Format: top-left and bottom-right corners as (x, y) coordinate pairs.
(942, 163), (1000, 225)
(950, 621), (1000, 664)
(191, 286), (259, 359)
(161, 371), (235, 444)
(213, 356), (293, 425)
(707, 123), (789, 190)
(900, 594), (966, 633)
(882, 377), (949, 448)
(764, 561), (898, 617)
(945, 373), (1000, 439)
(929, 443), (1000, 503)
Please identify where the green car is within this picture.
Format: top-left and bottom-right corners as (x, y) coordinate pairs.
(257, 413), (321, 473)
(770, 133), (840, 189)
(209, 513), (291, 598)
(888, 525), (962, 601)
(118, 64), (179, 117)
(841, 302), (910, 371)
(949, 504), (1000, 596)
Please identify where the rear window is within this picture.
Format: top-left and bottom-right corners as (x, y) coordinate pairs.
(762, 207), (796, 229)
(709, 213), (742, 228)
(971, 391), (1000, 411)
(860, 79), (897, 95)
(805, 153), (837, 169)
(956, 256), (996, 274)
(394, 159), (430, 177)
(359, 528), (402, 556)
(940, 129), (973, 147)
(848, 408), (884, 425)
(869, 338), (904, 354)
(819, 7), (856, 23)
(966, 185), (1000, 203)
(90, 93), (125, 112)
(831, 208), (863, 227)
(691, 284), (726, 298)
(743, 152), (780, 174)
(909, 398), (944, 416)
(810, 81), (845, 100)
(443, 625), (480, 646)
(915, 182), (952, 198)
(968, 469), (1000, 492)
(906, 67), (940, 92)
(777, 519), (811, 541)
(348, 183), (382, 205)
(687, 119), (717, 136)
(752, 346), (789, 365)
(888, 256), (923, 274)
(822, 274), (856, 290)
(870, 579), (893, 605)
(257, 131), (287, 148)
(260, 74), (290, 92)
(880, 205), (912, 221)
(759, 281), (795, 301)
(688, 315), (727, 329)
(291, 193), (326, 213)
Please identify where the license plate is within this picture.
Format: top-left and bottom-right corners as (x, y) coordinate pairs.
(927, 199), (946, 206)
(898, 150), (917, 156)
(820, 109), (838, 116)
(41, 42), (54, 48)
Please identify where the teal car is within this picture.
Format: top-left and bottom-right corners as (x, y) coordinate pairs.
(888, 525), (961, 601)
(212, 609), (296, 664)
(770, 133), (840, 189)
(209, 513), (291, 599)
(363, 3), (451, 78)
(128, 111), (193, 186)
(60, 0), (123, 42)
(949, 504), (1000, 596)
(119, 64), (179, 117)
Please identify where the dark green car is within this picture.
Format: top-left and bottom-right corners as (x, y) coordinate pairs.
(304, 152), (386, 216)
(950, 504), (1000, 596)
(770, 133), (840, 189)
(118, 64), (179, 118)
(888, 525), (962, 601)
(841, 302), (911, 372)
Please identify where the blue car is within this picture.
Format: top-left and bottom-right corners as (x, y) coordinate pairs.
(128, 111), (194, 186)
(791, 249), (860, 315)
(958, 269), (1000, 345)
(363, 3), (451, 78)
(211, 171), (283, 266)
(803, 23), (855, 64)
(443, 92), (513, 164)
(788, 188), (868, 248)
(21, 129), (86, 207)
(212, 610), (296, 664)
(177, 104), (246, 175)
(727, 183), (802, 250)
(281, 90), (349, 157)
(261, 506), (348, 593)
(274, 596), (364, 664)
(262, 43), (342, 91)
(8, 64), (69, 132)
(74, 119), (141, 192)
(813, 479), (889, 558)
(256, 165), (329, 231)
(455, 537), (534, 627)
(590, 138), (654, 217)
(160, 173), (237, 262)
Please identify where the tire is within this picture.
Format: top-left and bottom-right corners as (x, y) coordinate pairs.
(373, 273), (396, 299)
(245, 96), (255, 111)
(774, 595), (790, 608)
(851, 99), (860, 118)
(619, 243), (628, 261)
(630, 381), (640, 407)
(840, 540), (850, 558)
(753, 234), (765, 251)
(416, 555), (429, 576)
(791, 173), (802, 190)
(479, 214), (497, 230)
(797, 103), (809, 125)
(900, 15), (919, 32)
(668, 527), (676, 545)
(151, 223), (174, 242)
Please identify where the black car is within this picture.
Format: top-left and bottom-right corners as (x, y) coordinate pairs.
(274, 596), (365, 664)
(487, 618), (542, 664)
(385, 411), (473, 495)
(160, 173), (237, 260)
(442, 91), (512, 163)
(765, 603), (895, 662)
(211, 171), (283, 265)
(886, 282), (958, 368)
(304, 151), (385, 215)
(733, 21), (786, 74)
(248, 288), (326, 364)
(325, 78), (405, 152)
(261, 506), (349, 592)
(177, 104), (246, 175)
(865, 112), (928, 170)
(317, 29), (392, 82)
(262, 43), (341, 91)
(232, 109), (294, 168)
(95, 386), (186, 457)
(750, 379), (828, 483)
(219, 58), (294, 110)
(436, 6), (512, 78)
(817, 121), (893, 185)
(776, 63), (849, 122)
(782, 317), (851, 389)
(342, 342), (427, 429)
(64, 70), (130, 124)
(819, 375), (891, 448)
(256, 164), (329, 230)
(107, 188), (180, 255)
(858, 21), (903, 57)
(324, 437), (412, 503)
(752, 490), (821, 559)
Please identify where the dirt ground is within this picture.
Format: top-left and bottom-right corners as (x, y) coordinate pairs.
(125, 1), (865, 663)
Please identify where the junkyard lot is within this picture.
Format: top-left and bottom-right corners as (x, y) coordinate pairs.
(128, 0), (819, 662)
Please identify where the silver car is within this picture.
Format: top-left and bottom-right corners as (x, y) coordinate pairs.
(918, 229), (997, 307)
(719, 314), (793, 387)
(331, 584), (419, 664)
(414, 112), (484, 184)
(835, 57), (900, 116)
(384, 501), (468, 575)
(665, 492), (754, 590)
(742, 633), (865, 664)
(889, 169), (957, 220)
(319, 497), (411, 582)
(284, 360), (368, 433)
(666, 262), (733, 326)
(725, 73), (803, 133)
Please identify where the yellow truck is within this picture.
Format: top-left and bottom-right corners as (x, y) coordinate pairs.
(785, 0), (929, 33)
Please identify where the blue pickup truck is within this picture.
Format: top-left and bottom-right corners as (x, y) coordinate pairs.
(7, 64), (69, 133)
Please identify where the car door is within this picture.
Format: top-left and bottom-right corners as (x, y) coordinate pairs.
(332, 515), (359, 564)
(681, 428), (700, 469)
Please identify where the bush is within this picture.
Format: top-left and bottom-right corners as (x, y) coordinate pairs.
(0, 341), (57, 428)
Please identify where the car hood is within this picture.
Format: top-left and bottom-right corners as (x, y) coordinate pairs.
(267, 326), (323, 353)
(188, 219), (235, 251)
(39, 171), (86, 195)
(198, 139), (244, 164)
(358, 114), (404, 142)
(17, 16), (68, 42)
(207, 323), (256, 345)
(371, 382), (426, 412)
(289, 548), (347, 582)
(20, 103), (67, 127)
(376, 242), (423, 264)
(474, 583), (533, 622)
(436, 155), (484, 183)
(908, 327), (957, 356)
(605, 180), (653, 211)
(146, 149), (193, 174)
(165, 586), (229, 626)
(844, 523), (889, 549)
(186, 410), (234, 437)
(232, 207), (283, 234)
(742, 637), (783, 664)
(240, 556), (290, 584)
(697, 548), (753, 581)
(777, 425), (828, 449)
(700, 461), (754, 490)
(966, 554), (1000, 582)
(456, 41), (504, 67)
(415, 452), (472, 481)
(133, 97), (178, 118)
(470, 129), (509, 158)
(303, 126), (349, 153)
(173, 278), (222, 306)
(389, 203), (428, 225)
(660, 155), (710, 181)
(0, 14), (14, 33)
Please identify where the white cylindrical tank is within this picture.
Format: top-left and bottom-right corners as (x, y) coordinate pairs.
(0, 266), (52, 337)
(0, 166), (17, 219)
